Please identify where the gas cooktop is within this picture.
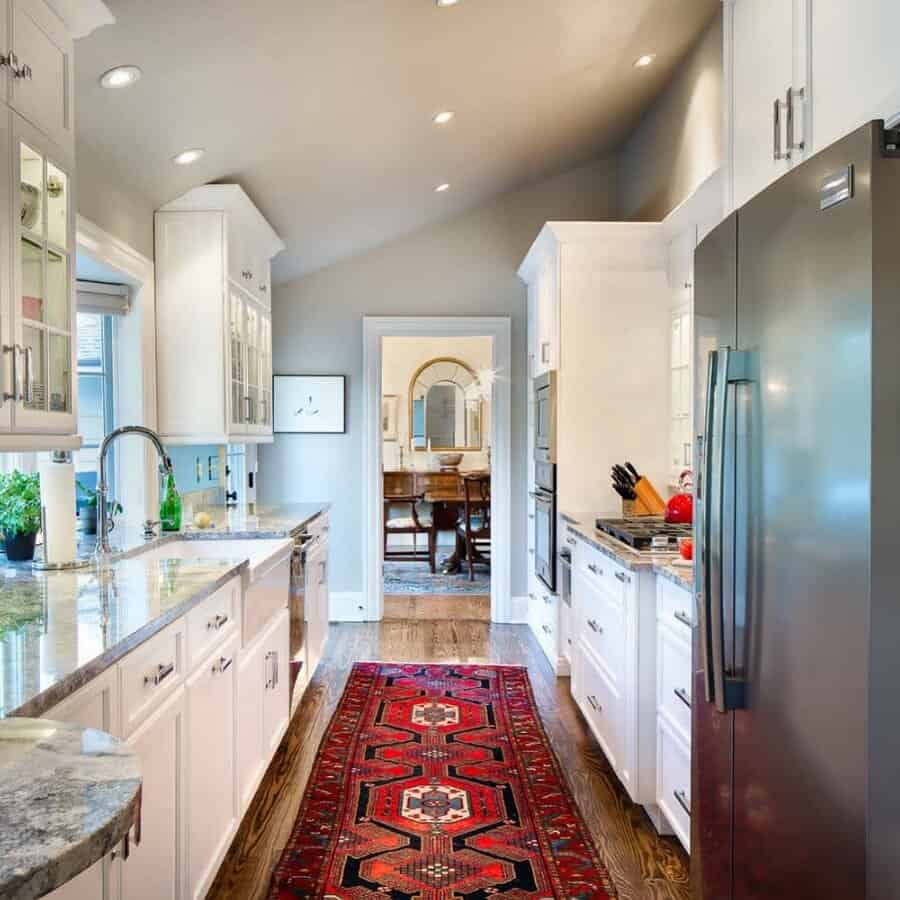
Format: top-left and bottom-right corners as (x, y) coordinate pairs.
(595, 517), (692, 551)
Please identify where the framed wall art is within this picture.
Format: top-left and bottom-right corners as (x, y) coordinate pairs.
(274, 375), (346, 434)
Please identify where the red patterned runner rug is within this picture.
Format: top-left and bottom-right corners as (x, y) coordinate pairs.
(269, 662), (616, 899)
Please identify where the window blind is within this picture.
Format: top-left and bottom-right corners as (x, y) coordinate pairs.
(76, 280), (131, 315)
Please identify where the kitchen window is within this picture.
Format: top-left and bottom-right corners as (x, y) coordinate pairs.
(74, 311), (116, 494)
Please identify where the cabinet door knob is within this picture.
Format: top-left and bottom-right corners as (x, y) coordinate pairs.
(587, 619), (602, 634)
(587, 694), (602, 712)
(614, 571), (629, 583)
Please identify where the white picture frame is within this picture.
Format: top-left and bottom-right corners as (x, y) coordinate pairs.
(274, 375), (346, 434)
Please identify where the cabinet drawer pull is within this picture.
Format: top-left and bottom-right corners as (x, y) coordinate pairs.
(587, 619), (602, 634)
(528, 592), (535, 601)
(587, 694), (602, 712)
(673, 610), (692, 628)
(674, 788), (691, 818)
(542, 624), (552, 635)
(213, 655), (233, 675)
(543, 594), (552, 605)
(614, 571), (629, 583)
(207, 613), (229, 630)
(587, 563), (602, 576)
(144, 662), (175, 687)
(674, 686), (691, 709)
(566, 537), (576, 547)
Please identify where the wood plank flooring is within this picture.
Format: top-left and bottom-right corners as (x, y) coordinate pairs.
(207, 621), (690, 900)
(383, 593), (491, 621)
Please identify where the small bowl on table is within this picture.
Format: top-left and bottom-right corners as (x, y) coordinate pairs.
(436, 452), (463, 471)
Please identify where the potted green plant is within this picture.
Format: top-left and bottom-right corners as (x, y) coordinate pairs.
(0, 470), (42, 561)
(76, 481), (122, 536)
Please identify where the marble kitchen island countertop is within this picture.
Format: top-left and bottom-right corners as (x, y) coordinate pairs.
(183, 502), (330, 539)
(0, 717), (142, 900)
(0, 555), (246, 720)
(652, 561), (694, 591)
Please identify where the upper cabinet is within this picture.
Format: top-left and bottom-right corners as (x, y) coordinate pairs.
(0, 0), (80, 451)
(155, 185), (284, 445)
(726, 0), (900, 212)
(7, 0), (74, 152)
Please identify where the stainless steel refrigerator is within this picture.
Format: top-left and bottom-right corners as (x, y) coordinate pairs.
(692, 120), (900, 900)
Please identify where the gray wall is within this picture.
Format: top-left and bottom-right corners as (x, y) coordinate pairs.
(77, 139), (156, 259)
(259, 157), (618, 598)
(617, 10), (723, 221)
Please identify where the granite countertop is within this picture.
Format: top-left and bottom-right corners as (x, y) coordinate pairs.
(0, 718), (141, 900)
(562, 510), (694, 590)
(0, 503), (330, 720)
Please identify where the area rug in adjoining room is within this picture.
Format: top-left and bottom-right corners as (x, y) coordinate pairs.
(269, 662), (616, 899)
(383, 561), (491, 595)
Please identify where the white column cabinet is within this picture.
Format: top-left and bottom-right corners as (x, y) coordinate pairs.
(155, 185), (284, 446)
(186, 631), (239, 900)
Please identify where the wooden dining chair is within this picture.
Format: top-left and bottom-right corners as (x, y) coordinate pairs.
(456, 473), (491, 581)
(384, 472), (436, 572)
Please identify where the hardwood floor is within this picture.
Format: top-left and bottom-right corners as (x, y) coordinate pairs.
(207, 621), (690, 900)
(383, 593), (491, 621)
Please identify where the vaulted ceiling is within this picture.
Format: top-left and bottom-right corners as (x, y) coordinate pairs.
(74, 0), (718, 283)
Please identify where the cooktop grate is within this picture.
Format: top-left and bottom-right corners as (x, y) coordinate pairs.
(595, 516), (692, 550)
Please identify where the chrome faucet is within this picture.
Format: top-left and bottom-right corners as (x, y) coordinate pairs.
(95, 425), (173, 557)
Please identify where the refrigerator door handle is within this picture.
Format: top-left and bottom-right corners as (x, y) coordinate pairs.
(700, 350), (719, 704)
(710, 348), (753, 713)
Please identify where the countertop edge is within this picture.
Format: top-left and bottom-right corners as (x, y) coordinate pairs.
(8, 561), (248, 720)
(15, 779), (141, 900)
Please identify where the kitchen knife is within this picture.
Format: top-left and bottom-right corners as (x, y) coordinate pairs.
(614, 464), (635, 486)
(625, 461), (641, 482)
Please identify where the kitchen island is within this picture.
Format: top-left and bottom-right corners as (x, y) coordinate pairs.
(0, 502), (329, 900)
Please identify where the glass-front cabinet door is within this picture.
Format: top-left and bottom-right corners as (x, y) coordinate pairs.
(13, 116), (76, 435)
(244, 300), (260, 431)
(258, 312), (272, 432)
(228, 288), (246, 435)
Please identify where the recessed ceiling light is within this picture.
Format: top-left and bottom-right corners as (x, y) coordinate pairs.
(435, 183), (451, 193)
(172, 148), (205, 166)
(436, 0), (460, 6)
(432, 110), (455, 126)
(633, 54), (657, 68)
(99, 65), (142, 89)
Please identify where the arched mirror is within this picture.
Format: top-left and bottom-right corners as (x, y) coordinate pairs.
(409, 357), (483, 451)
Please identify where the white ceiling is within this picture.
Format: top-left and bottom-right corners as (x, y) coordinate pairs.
(74, 0), (718, 283)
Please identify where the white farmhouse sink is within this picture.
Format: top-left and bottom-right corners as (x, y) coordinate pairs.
(135, 538), (293, 582)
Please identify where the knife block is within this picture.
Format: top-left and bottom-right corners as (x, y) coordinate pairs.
(622, 496), (656, 517)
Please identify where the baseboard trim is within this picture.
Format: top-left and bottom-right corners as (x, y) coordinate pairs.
(329, 591), (367, 622)
(506, 595), (529, 624)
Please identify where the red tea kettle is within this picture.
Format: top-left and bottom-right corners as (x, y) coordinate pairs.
(665, 470), (693, 524)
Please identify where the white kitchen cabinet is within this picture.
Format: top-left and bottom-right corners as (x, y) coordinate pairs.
(730, 0), (797, 210)
(43, 669), (120, 900)
(119, 687), (186, 900)
(262, 607), (290, 756)
(8, 0), (74, 152)
(567, 531), (663, 823)
(810, 0), (900, 153)
(186, 630), (239, 900)
(155, 184), (284, 445)
(727, 0), (900, 213)
(655, 576), (692, 852)
(236, 607), (290, 813)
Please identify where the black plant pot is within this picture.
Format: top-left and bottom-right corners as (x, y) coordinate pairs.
(5, 531), (37, 562)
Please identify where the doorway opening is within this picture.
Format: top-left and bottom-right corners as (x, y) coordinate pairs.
(381, 336), (492, 620)
(362, 316), (512, 624)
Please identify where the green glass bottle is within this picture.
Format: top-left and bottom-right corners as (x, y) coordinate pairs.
(160, 473), (182, 532)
